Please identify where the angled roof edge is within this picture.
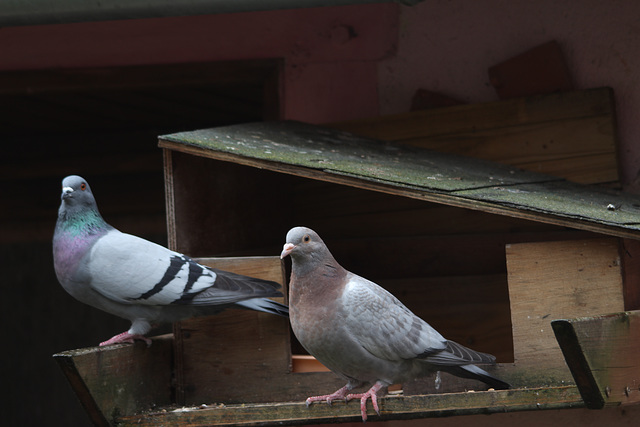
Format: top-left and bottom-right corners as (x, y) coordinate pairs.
(0, 0), (423, 27)
(159, 120), (640, 240)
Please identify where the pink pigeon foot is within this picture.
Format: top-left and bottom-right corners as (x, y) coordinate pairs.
(346, 381), (385, 422)
(305, 384), (351, 407)
(99, 331), (152, 347)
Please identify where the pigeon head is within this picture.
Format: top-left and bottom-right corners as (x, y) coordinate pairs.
(60, 175), (97, 208)
(281, 227), (323, 258)
(56, 175), (110, 235)
(281, 226), (340, 277)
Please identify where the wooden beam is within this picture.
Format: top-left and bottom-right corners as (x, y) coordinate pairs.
(117, 386), (584, 426)
(53, 334), (174, 426)
(552, 310), (640, 409)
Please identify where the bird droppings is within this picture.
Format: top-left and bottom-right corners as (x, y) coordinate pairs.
(171, 403), (224, 412)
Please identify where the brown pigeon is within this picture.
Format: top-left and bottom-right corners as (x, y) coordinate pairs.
(281, 226), (509, 421)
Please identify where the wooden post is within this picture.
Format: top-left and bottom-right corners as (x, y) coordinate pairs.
(53, 334), (174, 426)
(552, 310), (640, 409)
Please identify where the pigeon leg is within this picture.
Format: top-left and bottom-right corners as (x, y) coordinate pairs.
(346, 381), (385, 422)
(305, 384), (351, 407)
(99, 331), (152, 347)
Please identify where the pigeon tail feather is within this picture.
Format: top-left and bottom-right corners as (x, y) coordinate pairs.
(442, 364), (510, 390)
(235, 298), (289, 317)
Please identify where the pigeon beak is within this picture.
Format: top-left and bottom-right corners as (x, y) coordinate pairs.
(61, 186), (74, 200)
(280, 243), (296, 259)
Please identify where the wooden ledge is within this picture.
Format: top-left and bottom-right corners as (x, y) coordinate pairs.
(117, 387), (584, 426)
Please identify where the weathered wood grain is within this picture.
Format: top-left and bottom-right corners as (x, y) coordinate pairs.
(488, 40), (574, 99)
(552, 310), (640, 409)
(506, 239), (625, 382)
(329, 88), (617, 185)
(174, 256), (291, 405)
(117, 386), (584, 426)
(158, 119), (640, 240)
(53, 334), (174, 426)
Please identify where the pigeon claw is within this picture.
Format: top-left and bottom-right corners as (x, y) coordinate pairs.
(305, 383), (384, 422)
(99, 331), (152, 347)
(346, 382), (385, 422)
(305, 385), (350, 408)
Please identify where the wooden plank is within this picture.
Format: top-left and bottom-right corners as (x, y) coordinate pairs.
(506, 239), (625, 382)
(329, 88), (617, 184)
(330, 89), (612, 140)
(117, 386), (584, 426)
(552, 310), (640, 409)
(488, 40), (574, 99)
(157, 120), (640, 240)
(396, 116), (617, 184)
(621, 238), (640, 310)
(173, 256), (291, 405)
(53, 334), (174, 427)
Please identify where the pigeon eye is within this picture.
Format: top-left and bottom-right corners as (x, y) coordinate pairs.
(303, 234), (311, 243)
(80, 183), (86, 191)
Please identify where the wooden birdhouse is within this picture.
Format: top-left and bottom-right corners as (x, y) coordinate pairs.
(55, 87), (640, 426)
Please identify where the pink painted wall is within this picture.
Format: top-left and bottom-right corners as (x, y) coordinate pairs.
(380, 0), (640, 192)
(0, 4), (397, 123)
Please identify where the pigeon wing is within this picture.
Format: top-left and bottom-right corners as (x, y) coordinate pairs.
(85, 230), (229, 305)
(340, 273), (448, 362)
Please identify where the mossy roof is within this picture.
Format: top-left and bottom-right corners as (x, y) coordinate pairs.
(159, 120), (640, 239)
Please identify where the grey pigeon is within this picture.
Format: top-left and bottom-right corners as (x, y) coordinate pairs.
(281, 226), (509, 421)
(53, 175), (288, 347)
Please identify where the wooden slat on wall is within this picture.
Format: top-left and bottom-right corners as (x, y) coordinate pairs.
(506, 239), (625, 381)
(173, 257), (291, 405)
(329, 88), (618, 185)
